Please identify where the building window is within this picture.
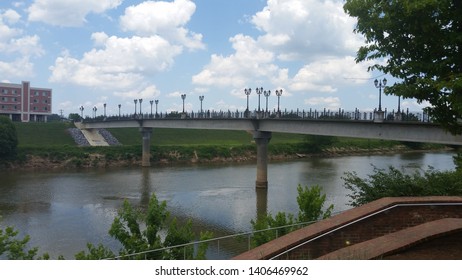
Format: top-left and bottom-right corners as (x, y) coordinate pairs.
(42, 92), (47, 96)
(44, 106), (48, 111)
(13, 90), (17, 95)
(35, 91), (39, 96)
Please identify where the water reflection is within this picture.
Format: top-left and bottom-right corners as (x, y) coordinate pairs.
(0, 151), (456, 259)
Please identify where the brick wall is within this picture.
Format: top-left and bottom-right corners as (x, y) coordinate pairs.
(233, 196), (462, 260)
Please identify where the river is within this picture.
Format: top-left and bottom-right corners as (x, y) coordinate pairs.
(0, 151), (456, 259)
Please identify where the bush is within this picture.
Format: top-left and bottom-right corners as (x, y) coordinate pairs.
(343, 166), (462, 207)
(251, 185), (333, 247)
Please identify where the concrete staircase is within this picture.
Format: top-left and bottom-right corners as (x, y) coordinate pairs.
(74, 122), (109, 146)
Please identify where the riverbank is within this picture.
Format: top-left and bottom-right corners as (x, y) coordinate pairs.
(3, 142), (452, 171)
(6, 122), (453, 170)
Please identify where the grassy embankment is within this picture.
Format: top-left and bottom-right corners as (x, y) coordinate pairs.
(12, 122), (441, 169)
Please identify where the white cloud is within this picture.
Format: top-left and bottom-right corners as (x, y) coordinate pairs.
(27, 0), (122, 27)
(49, 34), (182, 90)
(304, 96), (341, 109)
(120, 0), (203, 50)
(0, 57), (35, 78)
(2, 9), (21, 24)
(252, 0), (363, 62)
(114, 85), (161, 100)
(0, 9), (43, 79)
(192, 0), (367, 98)
(290, 56), (370, 92)
(192, 34), (278, 88)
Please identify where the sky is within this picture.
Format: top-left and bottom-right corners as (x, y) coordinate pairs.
(0, 0), (428, 117)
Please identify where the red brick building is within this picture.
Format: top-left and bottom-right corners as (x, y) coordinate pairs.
(0, 81), (52, 122)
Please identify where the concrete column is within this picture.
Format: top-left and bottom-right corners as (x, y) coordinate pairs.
(253, 131), (272, 188)
(140, 127), (153, 167)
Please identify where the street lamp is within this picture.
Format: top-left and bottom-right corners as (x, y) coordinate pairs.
(256, 87), (263, 112)
(374, 78), (387, 111)
(118, 104), (121, 118)
(199, 95), (204, 114)
(155, 100), (159, 118)
(150, 100), (154, 118)
(181, 94), (186, 113)
(79, 105), (84, 119)
(93, 106), (97, 118)
(244, 88), (251, 117)
(103, 103), (106, 117)
(139, 99), (143, 117)
(264, 90), (271, 113)
(276, 89), (283, 115)
(134, 99), (138, 117)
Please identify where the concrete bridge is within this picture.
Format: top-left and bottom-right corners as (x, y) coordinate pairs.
(76, 116), (462, 188)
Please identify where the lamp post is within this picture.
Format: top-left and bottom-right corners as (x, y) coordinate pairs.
(395, 95), (402, 121)
(150, 100), (153, 118)
(199, 95), (205, 114)
(181, 94), (186, 113)
(244, 88), (251, 117)
(155, 100), (159, 118)
(103, 103), (106, 117)
(276, 89), (283, 116)
(134, 99), (138, 117)
(93, 106), (97, 118)
(374, 78), (387, 111)
(256, 87), (263, 113)
(118, 104), (121, 118)
(374, 78), (387, 122)
(263, 90), (271, 114)
(79, 105), (84, 119)
(139, 98), (143, 117)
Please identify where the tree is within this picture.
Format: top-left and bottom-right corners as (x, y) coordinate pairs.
(0, 116), (18, 160)
(344, 0), (462, 134)
(251, 185), (333, 247)
(76, 193), (212, 260)
(68, 113), (81, 122)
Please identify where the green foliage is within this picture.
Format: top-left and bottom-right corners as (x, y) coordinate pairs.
(75, 243), (115, 260)
(251, 185), (333, 247)
(296, 185), (334, 222)
(0, 116), (18, 159)
(77, 193), (212, 260)
(0, 226), (38, 260)
(68, 113), (81, 122)
(344, 0), (462, 134)
(343, 166), (462, 207)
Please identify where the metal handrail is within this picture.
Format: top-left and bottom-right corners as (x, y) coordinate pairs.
(104, 220), (319, 260)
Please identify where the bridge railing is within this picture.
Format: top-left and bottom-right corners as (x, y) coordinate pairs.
(82, 108), (430, 123)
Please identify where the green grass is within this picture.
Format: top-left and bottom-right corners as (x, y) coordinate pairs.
(108, 128), (306, 146)
(15, 122), (427, 152)
(15, 122), (76, 147)
(14, 122), (306, 148)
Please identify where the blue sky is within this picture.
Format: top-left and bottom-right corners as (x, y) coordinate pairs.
(0, 0), (428, 117)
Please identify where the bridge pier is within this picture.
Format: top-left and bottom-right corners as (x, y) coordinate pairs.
(253, 131), (272, 188)
(140, 127), (153, 167)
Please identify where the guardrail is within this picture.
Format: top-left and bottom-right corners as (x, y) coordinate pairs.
(81, 108), (430, 123)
